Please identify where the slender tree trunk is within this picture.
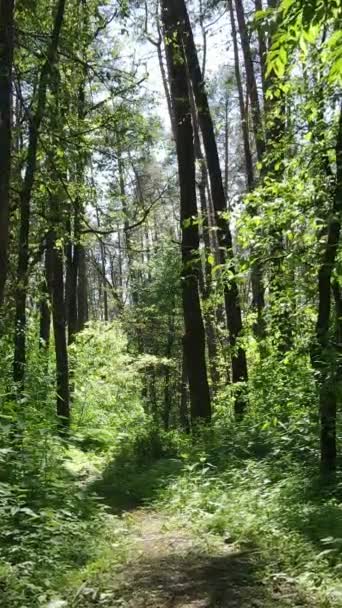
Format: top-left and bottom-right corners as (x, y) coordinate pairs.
(162, 0), (211, 423)
(163, 313), (175, 431)
(174, 0), (248, 415)
(229, 0), (254, 191)
(101, 244), (108, 321)
(13, 0), (67, 387)
(65, 221), (74, 334)
(224, 97), (229, 205)
(229, 0), (265, 338)
(190, 85), (220, 391)
(233, 0), (265, 161)
(117, 148), (138, 307)
(333, 280), (342, 348)
(95, 208), (108, 321)
(312, 108), (342, 475)
(180, 340), (190, 433)
(0, 0), (14, 309)
(254, 0), (267, 102)
(50, 224), (70, 427)
(65, 213), (79, 345)
(67, 241), (79, 343)
(39, 287), (51, 350)
(39, 244), (53, 350)
(77, 244), (88, 332)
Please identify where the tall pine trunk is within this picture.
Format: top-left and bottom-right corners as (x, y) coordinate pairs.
(229, 0), (265, 338)
(312, 108), (342, 474)
(0, 0), (14, 309)
(162, 0), (211, 423)
(233, 0), (265, 161)
(50, 223), (70, 427)
(174, 0), (248, 415)
(39, 244), (53, 350)
(77, 244), (88, 332)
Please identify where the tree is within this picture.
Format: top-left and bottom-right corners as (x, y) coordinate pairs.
(233, 0), (265, 161)
(173, 0), (248, 416)
(0, 0), (14, 309)
(313, 108), (342, 474)
(162, 0), (211, 423)
(13, 0), (67, 388)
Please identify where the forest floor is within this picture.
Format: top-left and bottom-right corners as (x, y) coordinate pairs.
(65, 456), (324, 608)
(85, 509), (314, 608)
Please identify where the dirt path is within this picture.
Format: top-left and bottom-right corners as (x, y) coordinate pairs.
(74, 509), (312, 608)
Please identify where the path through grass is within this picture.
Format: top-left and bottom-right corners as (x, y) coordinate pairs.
(57, 455), (336, 608)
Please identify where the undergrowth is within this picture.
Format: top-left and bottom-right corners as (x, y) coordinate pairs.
(1, 324), (341, 607)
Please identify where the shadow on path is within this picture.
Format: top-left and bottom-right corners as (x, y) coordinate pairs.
(88, 457), (183, 513)
(115, 549), (264, 607)
(83, 547), (310, 608)
(75, 512), (311, 608)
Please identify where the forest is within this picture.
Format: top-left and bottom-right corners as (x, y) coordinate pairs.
(0, 0), (342, 606)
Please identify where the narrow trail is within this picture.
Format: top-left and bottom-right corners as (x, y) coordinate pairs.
(75, 508), (313, 608)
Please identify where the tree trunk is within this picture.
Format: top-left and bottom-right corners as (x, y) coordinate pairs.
(190, 86), (220, 392)
(312, 108), (342, 475)
(180, 340), (190, 433)
(13, 0), (67, 387)
(65, 215), (79, 344)
(39, 244), (53, 350)
(162, 0), (211, 423)
(233, 0), (265, 161)
(77, 244), (88, 332)
(50, 226), (70, 428)
(174, 0), (248, 415)
(229, 0), (254, 191)
(254, 0), (268, 102)
(229, 0), (265, 338)
(0, 0), (14, 308)
(163, 313), (175, 431)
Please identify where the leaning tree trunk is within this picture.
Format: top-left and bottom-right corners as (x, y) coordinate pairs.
(0, 0), (14, 309)
(189, 86), (220, 392)
(174, 0), (248, 416)
(13, 0), (67, 387)
(229, 0), (265, 338)
(162, 0), (211, 424)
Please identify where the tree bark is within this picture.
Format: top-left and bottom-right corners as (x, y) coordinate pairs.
(163, 312), (175, 431)
(162, 0), (211, 423)
(13, 0), (67, 387)
(50, 226), (70, 427)
(312, 107), (342, 475)
(180, 339), (190, 433)
(77, 244), (88, 332)
(174, 0), (248, 415)
(189, 85), (220, 392)
(0, 0), (14, 308)
(254, 0), (268, 102)
(233, 0), (265, 161)
(229, 0), (265, 338)
(39, 243), (53, 350)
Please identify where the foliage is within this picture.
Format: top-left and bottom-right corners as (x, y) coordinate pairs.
(71, 321), (145, 450)
(1, 0), (342, 605)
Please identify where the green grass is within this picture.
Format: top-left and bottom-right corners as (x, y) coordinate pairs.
(155, 457), (342, 606)
(2, 423), (342, 608)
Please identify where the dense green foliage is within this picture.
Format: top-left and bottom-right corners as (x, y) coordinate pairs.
(0, 0), (341, 605)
